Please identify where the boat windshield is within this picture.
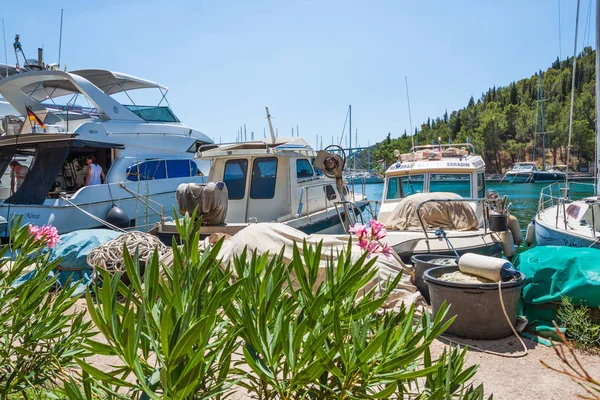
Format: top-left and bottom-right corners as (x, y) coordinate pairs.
(512, 164), (535, 171)
(386, 174), (424, 200)
(123, 105), (179, 123)
(429, 173), (471, 198)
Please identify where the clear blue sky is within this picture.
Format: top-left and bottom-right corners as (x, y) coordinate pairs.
(0, 0), (593, 147)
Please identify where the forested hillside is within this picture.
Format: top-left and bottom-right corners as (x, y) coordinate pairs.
(357, 47), (596, 174)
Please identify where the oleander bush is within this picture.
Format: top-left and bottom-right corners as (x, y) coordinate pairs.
(0, 217), (93, 398)
(64, 211), (488, 399)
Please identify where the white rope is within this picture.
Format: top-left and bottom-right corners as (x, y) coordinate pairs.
(61, 197), (127, 232)
(87, 231), (169, 274)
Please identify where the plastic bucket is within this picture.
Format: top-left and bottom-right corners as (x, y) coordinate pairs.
(410, 254), (457, 304)
(489, 214), (508, 232)
(424, 266), (524, 340)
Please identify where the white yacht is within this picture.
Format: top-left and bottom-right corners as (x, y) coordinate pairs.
(377, 144), (518, 261)
(0, 69), (213, 237)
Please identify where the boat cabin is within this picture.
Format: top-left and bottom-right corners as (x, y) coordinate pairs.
(379, 143), (486, 222)
(196, 137), (363, 227)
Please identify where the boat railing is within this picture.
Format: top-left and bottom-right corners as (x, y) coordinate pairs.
(333, 200), (370, 233)
(414, 197), (491, 240)
(538, 181), (597, 230)
(409, 143), (476, 153)
(296, 182), (332, 222)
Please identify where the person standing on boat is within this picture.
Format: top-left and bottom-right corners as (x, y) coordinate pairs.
(85, 155), (105, 186)
(9, 160), (28, 194)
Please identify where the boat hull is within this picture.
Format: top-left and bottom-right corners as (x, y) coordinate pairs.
(386, 230), (504, 263)
(534, 218), (599, 248)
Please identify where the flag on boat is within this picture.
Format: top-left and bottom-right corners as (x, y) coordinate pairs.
(26, 106), (46, 129)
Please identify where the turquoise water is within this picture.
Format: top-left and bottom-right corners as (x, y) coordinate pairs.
(363, 180), (596, 229)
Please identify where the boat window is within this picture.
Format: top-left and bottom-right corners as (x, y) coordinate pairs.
(223, 159), (248, 200)
(430, 173), (471, 198)
(123, 105), (180, 122)
(126, 160), (166, 180)
(296, 159), (314, 179)
(126, 159), (198, 181)
(477, 172), (485, 198)
(167, 159), (199, 178)
(250, 157), (277, 199)
(386, 174), (425, 200)
(324, 185), (336, 200)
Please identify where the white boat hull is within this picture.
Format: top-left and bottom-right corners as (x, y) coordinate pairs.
(386, 229), (504, 262)
(534, 215), (599, 248)
(0, 177), (207, 238)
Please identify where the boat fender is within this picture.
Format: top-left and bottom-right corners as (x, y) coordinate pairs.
(508, 214), (523, 245)
(458, 253), (521, 282)
(499, 231), (515, 258)
(525, 221), (535, 246)
(106, 205), (130, 229)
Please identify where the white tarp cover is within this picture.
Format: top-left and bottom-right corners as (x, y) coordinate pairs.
(384, 192), (479, 232)
(200, 223), (422, 311)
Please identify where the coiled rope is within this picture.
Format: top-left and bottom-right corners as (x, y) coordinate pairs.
(87, 231), (169, 275)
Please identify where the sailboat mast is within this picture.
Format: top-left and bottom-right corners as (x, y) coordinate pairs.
(349, 105), (352, 165)
(533, 72), (540, 163)
(596, 0), (600, 195)
(565, 0), (581, 189)
(541, 71), (546, 171)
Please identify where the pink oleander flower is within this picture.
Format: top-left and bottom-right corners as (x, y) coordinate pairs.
(28, 224), (60, 249)
(358, 237), (369, 251)
(381, 242), (393, 257)
(349, 223), (368, 239)
(350, 219), (392, 258)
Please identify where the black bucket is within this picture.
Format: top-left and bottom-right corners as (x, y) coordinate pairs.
(410, 254), (457, 304)
(489, 213), (508, 232)
(424, 266), (524, 340)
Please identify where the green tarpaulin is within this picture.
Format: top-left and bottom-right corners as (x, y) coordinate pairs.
(514, 246), (600, 337)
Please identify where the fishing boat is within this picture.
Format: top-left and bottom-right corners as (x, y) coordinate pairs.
(151, 108), (372, 240)
(0, 68), (213, 237)
(503, 71), (566, 184)
(532, 0), (600, 249)
(375, 143), (520, 261)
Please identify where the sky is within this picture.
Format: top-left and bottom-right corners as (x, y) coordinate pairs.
(0, 0), (594, 148)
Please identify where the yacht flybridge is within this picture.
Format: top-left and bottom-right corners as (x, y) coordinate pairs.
(377, 143), (519, 260)
(0, 69), (213, 236)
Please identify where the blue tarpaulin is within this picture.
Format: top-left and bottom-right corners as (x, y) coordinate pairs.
(13, 229), (122, 296)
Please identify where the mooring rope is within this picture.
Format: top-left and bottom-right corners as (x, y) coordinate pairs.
(86, 231), (169, 274)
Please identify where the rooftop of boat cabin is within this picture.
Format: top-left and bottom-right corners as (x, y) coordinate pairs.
(196, 137), (316, 158)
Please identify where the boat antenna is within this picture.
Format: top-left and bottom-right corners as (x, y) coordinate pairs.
(595, 0), (600, 195)
(265, 106), (276, 143)
(565, 0), (581, 191)
(1, 19), (7, 79)
(58, 9), (64, 70)
(405, 77), (415, 149)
